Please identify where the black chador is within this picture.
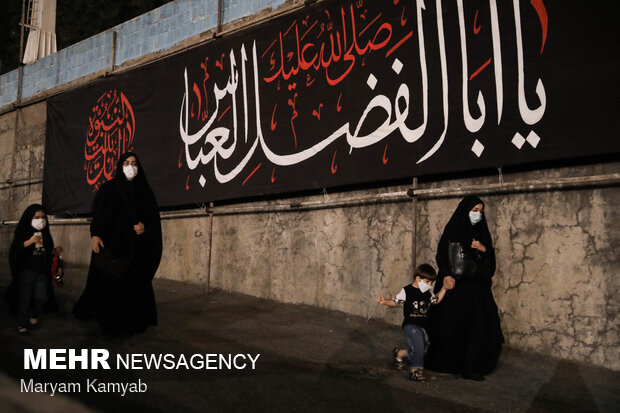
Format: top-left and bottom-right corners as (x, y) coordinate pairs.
(425, 195), (504, 377)
(4, 204), (58, 315)
(73, 152), (162, 335)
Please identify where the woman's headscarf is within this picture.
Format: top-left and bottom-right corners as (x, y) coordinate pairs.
(440, 195), (492, 247)
(113, 152), (155, 222)
(114, 152), (150, 186)
(435, 195), (495, 279)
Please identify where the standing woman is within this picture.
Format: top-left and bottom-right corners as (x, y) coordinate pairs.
(73, 152), (162, 335)
(425, 195), (504, 381)
(5, 204), (60, 335)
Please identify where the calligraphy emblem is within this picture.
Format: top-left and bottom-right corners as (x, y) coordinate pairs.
(84, 90), (135, 190)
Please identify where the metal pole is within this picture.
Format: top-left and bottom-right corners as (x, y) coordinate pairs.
(109, 31), (117, 72)
(0, 177), (44, 190)
(411, 177), (418, 281)
(206, 201), (215, 293)
(159, 208), (208, 220)
(408, 173), (620, 199)
(17, 0), (26, 102)
(217, 0), (222, 34)
(213, 191), (409, 215)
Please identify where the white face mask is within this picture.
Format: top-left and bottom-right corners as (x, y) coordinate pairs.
(31, 218), (46, 230)
(418, 280), (433, 293)
(123, 165), (138, 181)
(469, 211), (482, 225)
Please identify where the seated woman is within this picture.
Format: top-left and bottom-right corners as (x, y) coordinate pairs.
(425, 195), (504, 381)
(73, 152), (162, 335)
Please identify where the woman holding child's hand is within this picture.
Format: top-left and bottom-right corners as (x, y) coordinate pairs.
(425, 195), (504, 381)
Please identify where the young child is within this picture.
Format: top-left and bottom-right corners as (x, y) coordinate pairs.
(377, 263), (452, 381)
(6, 204), (61, 335)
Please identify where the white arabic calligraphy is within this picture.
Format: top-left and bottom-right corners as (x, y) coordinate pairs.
(179, 0), (546, 185)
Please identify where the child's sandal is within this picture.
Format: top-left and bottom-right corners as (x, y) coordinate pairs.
(392, 347), (403, 364)
(408, 369), (426, 381)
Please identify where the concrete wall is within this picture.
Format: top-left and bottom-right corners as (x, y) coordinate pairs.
(0, 102), (48, 260)
(0, 1), (618, 371)
(413, 169), (619, 371)
(202, 172), (619, 371)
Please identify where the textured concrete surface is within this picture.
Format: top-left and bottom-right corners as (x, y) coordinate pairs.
(211, 193), (412, 323)
(207, 176), (620, 370)
(0, 103), (46, 219)
(1, 261), (619, 413)
(0, 110), (17, 218)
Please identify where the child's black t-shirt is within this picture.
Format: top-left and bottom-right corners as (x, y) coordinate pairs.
(394, 284), (435, 329)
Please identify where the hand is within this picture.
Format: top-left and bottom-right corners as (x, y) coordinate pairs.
(133, 222), (145, 235)
(92, 236), (104, 253)
(27, 233), (42, 246)
(471, 238), (486, 252)
(443, 276), (456, 290)
(377, 296), (387, 305)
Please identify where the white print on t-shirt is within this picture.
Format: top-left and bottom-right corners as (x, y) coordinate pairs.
(393, 287), (438, 317)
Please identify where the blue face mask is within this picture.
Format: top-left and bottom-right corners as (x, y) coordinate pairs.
(469, 211), (482, 225)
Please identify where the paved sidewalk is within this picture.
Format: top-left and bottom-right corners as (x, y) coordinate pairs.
(1, 259), (618, 413)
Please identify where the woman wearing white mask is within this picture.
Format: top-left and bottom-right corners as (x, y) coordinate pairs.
(5, 204), (62, 335)
(425, 195), (504, 381)
(73, 152), (162, 336)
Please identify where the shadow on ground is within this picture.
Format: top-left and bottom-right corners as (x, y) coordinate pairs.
(0, 259), (617, 413)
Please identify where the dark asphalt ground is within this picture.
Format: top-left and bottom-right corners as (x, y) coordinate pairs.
(1, 259), (618, 413)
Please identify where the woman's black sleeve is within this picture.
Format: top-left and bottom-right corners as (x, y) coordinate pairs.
(90, 184), (114, 238)
(486, 246), (496, 278)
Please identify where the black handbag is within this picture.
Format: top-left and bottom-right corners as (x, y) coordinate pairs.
(448, 242), (489, 279)
(92, 247), (130, 279)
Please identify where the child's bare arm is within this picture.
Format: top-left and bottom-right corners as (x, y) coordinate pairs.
(435, 287), (449, 304)
(377, 296), (398, 307)
(434, 277), (456, 304)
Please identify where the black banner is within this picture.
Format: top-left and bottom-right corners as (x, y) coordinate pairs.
(44, 0), (620, 214)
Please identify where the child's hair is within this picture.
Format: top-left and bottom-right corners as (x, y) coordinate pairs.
(414, 263), (437, 281)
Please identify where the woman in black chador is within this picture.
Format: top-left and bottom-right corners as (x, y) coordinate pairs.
(425, 195), (504, 381)
(73, 152), (162, 335)
(5, 204), (60, 334)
